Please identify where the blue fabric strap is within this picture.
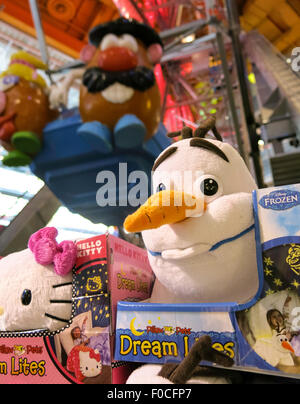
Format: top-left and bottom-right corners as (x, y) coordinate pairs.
(209, 224), (255, 251)
(148, 223), (255, 257)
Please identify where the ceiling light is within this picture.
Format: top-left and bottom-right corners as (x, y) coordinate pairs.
(182, 34), (196, 44)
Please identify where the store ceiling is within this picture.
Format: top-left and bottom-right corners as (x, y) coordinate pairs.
(239, 0), (300, 55)
(0, 0), (299, 59)
(0, 0), (120, 58)
(0, 0), (219, 59)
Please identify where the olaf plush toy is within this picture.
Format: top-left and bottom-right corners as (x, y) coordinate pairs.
(124, 117), (259, 384)
(125, 116), (259, 305)
(0, 227), (77, 333)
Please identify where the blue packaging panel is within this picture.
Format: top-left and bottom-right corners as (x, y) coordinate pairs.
(115, 185), (300, 378)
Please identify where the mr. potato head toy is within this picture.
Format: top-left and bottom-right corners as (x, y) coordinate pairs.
(0, 51), (58, 167)
(50, 18), (163, 153)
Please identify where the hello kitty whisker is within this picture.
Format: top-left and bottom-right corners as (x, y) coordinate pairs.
(52, 282), (73, 289)
(45, 313), (70, 323)
(49, 299), (73, 304)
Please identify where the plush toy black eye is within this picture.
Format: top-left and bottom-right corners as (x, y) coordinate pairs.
(156, 183), (166, 192)
(21, 289), (32, 306)
(200, 178), (219, 196)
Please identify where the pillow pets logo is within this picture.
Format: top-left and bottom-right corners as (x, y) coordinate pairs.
(0, 344), (46, 377)
(14, 345), (26, 356)
(129, 317), (190, 337)
(146, 325), (191, 336)
(259, 190), (300, 211)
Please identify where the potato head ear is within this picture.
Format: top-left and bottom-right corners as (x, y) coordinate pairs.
(80, 44), (97, 63)
(147, 43), (163, 65)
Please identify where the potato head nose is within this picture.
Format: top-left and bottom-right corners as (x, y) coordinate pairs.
(0, 306), (4, 316)
(98, 47), (138, 71)
(124, 190), (206, 233)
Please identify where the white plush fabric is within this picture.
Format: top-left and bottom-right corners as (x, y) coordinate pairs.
(144, 138), (259, 304)
(126, 365), (230, 384)
(0, 249), (73, 332)
(127, 365), (173, 384)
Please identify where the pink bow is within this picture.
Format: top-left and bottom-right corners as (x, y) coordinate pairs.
(28, 227), (77, 276)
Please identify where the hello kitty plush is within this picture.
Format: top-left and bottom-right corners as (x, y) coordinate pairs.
(0, 227), (77, 333)
(67, 345), (102, 382)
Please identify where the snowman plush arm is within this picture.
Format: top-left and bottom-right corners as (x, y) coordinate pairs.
(159, 335), (233, 383)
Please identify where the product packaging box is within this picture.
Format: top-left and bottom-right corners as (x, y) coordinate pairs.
(0, 234), (154, 384)
(115, 184), (300, 378)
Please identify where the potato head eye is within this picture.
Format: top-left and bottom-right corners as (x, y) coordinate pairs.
(120, 34), (138, 53)
(100, 34), (119, 51)
(21, 289), (32, 306)
(0, 75), (19, 92)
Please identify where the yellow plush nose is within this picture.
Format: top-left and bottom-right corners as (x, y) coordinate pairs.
(0, 307), (4, 316)
(124, 190), (205, 233)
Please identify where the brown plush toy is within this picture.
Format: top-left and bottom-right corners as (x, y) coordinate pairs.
(0, 51), (58, 167)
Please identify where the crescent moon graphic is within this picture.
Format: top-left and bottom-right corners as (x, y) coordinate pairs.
(130, 317), (145, 337)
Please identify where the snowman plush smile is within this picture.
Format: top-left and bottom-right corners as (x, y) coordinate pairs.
(124, 118), (259, 305)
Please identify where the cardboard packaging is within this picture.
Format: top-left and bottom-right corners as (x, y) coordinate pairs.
(115, 184), (300, 379)
(0, 234), (154, 384)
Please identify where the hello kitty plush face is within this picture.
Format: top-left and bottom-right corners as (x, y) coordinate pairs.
(0, 227), (77, 333)
(67, 345), (102, 382)
(79, 350), (102, 379)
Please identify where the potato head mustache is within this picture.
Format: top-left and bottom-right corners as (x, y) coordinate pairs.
(82, 66), (155, 93)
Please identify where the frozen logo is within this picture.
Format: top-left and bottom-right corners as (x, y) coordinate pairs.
(259, 190), (300, 211)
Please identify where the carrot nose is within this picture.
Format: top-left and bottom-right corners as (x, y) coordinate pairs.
(282, 341), (294, 354)
(124, 190), (205, 233)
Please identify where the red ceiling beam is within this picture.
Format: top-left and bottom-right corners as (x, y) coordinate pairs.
(0, 0), (86, 58)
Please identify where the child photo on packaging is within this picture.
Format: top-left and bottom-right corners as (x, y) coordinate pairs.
(237, 290), (300, 373)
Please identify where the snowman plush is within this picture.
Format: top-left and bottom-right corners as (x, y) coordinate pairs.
(124, 117), (259, 383)
(125, 116), (259, 305)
